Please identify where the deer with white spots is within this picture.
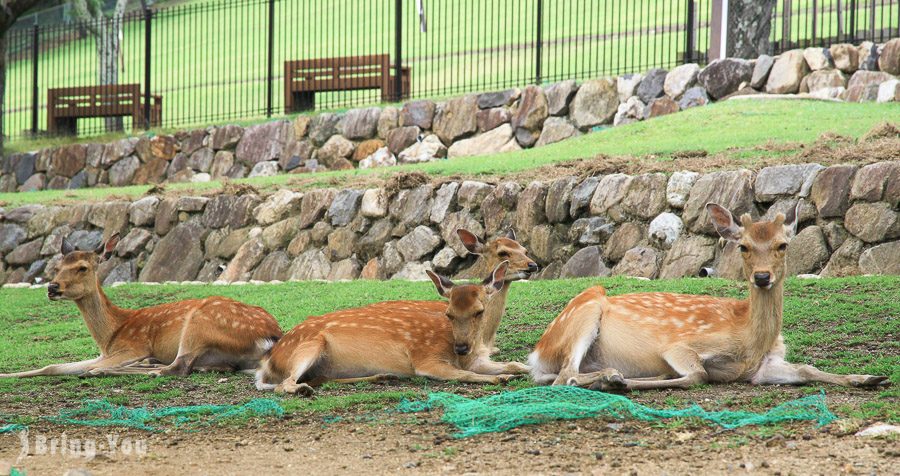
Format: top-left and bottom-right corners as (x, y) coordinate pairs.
(529, 203), (889, 391)
(255, 229), (538, 395)
(0, 234), (283, 378)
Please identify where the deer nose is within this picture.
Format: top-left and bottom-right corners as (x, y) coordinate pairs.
(47, 282), (61, 296)
(454, 343), (470, 356)
(527, 262), (539, 273)
(754, 272), (771, 288)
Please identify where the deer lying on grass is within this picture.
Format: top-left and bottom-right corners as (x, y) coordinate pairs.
(0, 235), (283, 378)
(529, 203), (889, 391)
(255, 229), (538, 395)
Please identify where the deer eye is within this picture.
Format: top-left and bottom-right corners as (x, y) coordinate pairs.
(78, 266), (89, 273)
(498, 251), (510, 258)
(738, 245), (749, 253)
(777, 243), (788, 251)
(474, 311), (484, 318)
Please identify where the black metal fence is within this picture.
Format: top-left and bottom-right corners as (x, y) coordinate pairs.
(2, 0), (895, 143)
(771, 0), (899, 53)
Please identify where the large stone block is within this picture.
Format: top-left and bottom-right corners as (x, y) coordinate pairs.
(858, 241), (900, 275)
(765, 50), (810, 94)
(235, 121), (288, 164)
(810, 165), (857, 218)
(569, 78), (618, 130)
(754, 163), (823, 202)
(659, 235), (717, 279)
(698, 58), (752, 99)
(683, 170), (755, 234)
(139, 221), (207, 282)
(433, 95), (479, 144)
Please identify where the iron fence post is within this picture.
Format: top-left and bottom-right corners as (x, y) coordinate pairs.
(535, 0), (543, 84)
(849, 0), (857, 42)
(31, 25), (39, 136)
(144, 7), (152, 129)
(395, 0), (403, 101)
(685, 0), (695, 63)
(267, 0), (275, 117)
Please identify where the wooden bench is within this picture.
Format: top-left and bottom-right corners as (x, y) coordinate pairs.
(284, 54), (410, 113)
(48, 84), (162, 135)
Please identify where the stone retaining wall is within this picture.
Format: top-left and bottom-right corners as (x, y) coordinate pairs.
(2, 40), (899, 193)
(2, 160), (898, 286)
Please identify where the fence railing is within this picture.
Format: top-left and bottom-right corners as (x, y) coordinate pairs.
(771, 0), (899, 53)
(2, 0), (896, 143)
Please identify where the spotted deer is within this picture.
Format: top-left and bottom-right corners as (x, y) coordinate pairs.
(0, 235), (283, 378)
(456, 229), (539, 354)
(256, 259), (532, 395)
(529, 203), (889, 391)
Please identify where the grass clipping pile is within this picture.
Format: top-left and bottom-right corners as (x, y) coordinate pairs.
(398, 386), (837, 438)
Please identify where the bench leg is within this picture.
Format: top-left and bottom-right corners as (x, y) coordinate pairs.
(290, 92), (315, 113)
(54, 118), (77, 137)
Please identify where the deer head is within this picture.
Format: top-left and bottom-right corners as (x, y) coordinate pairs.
(48, 234), (120, 301)
(707, 202), (799, 290)
(457, 229), (538, 280)
(426, 262), (509, 356)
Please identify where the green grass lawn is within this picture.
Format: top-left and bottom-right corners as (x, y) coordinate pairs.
(3, 100), (897, 208)
(0, 276), (896, 423)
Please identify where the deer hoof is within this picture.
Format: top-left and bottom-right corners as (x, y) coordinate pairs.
(277, 382), (315, 397)
(855, 375), (891, 388)
(495, 374), (517, 383)
(588, 373), (627, 392)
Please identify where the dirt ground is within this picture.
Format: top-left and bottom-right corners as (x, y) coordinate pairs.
(1, 383), (896, 475)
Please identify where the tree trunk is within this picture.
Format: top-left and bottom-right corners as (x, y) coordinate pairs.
(98, 16), (123, 131)
(727, 0), (778, 58)
(71, 0), (129, 133)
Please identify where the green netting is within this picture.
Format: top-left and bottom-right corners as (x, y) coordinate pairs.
(397, 386), (837, 438)
(0, 423), (26, 434)
(42, 398), (284, 432)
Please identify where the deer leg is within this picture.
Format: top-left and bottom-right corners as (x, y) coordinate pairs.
(551, 315), (601, 386)
(415, 360), (516, 384)
(468, 357), (531, 375)
(481, 313), (502, 356)
(0, 357), (102, 378)
(751, 356), (889, 388)
(274, 337), (325, 396)
(622, 347), (708, 391)
(566, 369), (627, 391)
(85, 354), (159, 376)
(148, 352), (203, 377)
(330, 374), (402, 384)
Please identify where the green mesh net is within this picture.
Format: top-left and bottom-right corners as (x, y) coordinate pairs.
(41, 398), (284, 432)
(397, 386), (837, 438)
(0, 423), (26, 434)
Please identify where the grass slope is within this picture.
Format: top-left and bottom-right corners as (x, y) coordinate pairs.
(2, 100), (897, 208)
(0, 276), (896, 423)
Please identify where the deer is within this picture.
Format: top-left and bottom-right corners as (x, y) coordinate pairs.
(528, 203), (889, 391)
(255, 229), (539, 395)
(0, 234), (283, 378)
(455, 228), (539, 354)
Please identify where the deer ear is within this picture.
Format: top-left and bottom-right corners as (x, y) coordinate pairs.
(457, 229), (483, 255)
(425, 270), (454, 298)
(783, 201), (800, 239)
(706, 203), (743, 242)
(95, 233), (120, 262)
(505, 228), (517, 241)
(61, 238), (76, 255)
(483, 261), (509, 294)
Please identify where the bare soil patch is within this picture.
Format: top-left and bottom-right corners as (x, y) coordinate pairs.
(1, 381), (896, 474)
